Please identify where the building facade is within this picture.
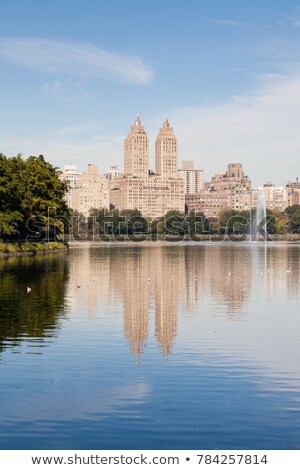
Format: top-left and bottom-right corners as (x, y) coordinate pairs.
(185, 163), (252, 217)
(178, 160), (204, 193)
(155, 118), (178, 177)
(124, 115), (149, 177)
(252, 183), (288, 212)
(61, 164), (109, 216)
(286, 178), (300, 207)
(110, 116), (185, 218)
(60, 165), (83, 207)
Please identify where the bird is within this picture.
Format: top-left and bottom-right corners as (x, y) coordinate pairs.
(148, 278), (151, 283)
(76, 285), (81, 289)
(228, 272), (231, 276)
(27, 287), (31, 293)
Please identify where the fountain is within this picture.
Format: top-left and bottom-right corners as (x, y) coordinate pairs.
(251, 191), (267, 242)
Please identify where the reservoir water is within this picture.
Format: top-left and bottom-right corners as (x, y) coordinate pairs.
(0, 243), (300, 449)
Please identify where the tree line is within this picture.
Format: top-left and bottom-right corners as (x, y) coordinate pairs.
(1, 153), (300, 240)
(71, 206), (300, 240)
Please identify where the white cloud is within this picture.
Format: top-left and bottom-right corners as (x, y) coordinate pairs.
(2, 73), (300, 186)
(170, 74), (300, 185)
(212, 19), (247, 27)
(0, 38), (153, 85)
(252, 72), (286, 81)
(1, 131), (124, 173)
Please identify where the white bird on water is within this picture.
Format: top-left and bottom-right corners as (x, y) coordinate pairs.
(27, 287), (31, 293)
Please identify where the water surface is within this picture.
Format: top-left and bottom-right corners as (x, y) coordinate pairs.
(0, 243), (300, 449)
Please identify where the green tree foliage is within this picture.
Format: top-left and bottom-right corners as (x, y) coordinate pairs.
(219, 209), (250, 235)
(285, 205), (300, 233)
(0, 154), (70, 238)
(186, 211), (209, 236)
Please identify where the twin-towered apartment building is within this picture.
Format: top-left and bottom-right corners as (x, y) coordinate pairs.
(60, 116), (299, 218)
(61, 116), (203, 218)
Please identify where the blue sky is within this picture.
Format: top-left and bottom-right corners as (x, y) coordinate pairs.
(1, 0), (300, 185)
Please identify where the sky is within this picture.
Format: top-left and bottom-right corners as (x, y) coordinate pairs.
(1, 0), (300, 185)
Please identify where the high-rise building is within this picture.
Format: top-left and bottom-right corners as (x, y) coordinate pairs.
(178, 160), (204, 193)
(60, 165), (83, 207)
(70, 164), (109, 216)
(155, 117), (178, 177)
(110, 116), (185, 218)
(286, 178), (300, 207)
(252, 183), (287, 212)
(124, 115), (149, 177)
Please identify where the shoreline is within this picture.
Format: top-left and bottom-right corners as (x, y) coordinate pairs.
(66, 234), (300, 244)
(0, 248), (68, 258)
(0, 242), (68, 259)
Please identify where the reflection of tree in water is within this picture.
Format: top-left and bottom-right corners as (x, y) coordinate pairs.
(0, 253), (69, 353)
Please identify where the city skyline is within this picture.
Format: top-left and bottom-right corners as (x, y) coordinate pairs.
(1, 1), (300, 185)
(60, 115), (299, 218)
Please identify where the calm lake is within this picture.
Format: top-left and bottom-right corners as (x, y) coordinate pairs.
(0, 242), (300, 450)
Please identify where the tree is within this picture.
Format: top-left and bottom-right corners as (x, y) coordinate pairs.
(219, 209), (250, 235)
(285, 205), (300, 233)
(0, 154), (71, 239)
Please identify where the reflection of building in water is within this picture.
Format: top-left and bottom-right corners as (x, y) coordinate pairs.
(151, 248), (181, 355)
(108, 247), (182, 358)
(66, 244), (261, 360)
(264, 246), (300, 298)
(66, 245), (111, 317)
(208, 246), (252, 317)
(122, 251), (149, 358)
(106, 248), (151, 359)
(181, 246), (206, 316)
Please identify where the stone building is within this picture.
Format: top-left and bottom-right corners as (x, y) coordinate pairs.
(60, 165), (82, 208)
(185, 163), (252, 217)
(124, 115), (149, 177)
(155, 118), (178, 177)
(252, 183), (288, 212)
(61, 163), (109, 216)
(109, 116), (185, 218)
(286, 178), (300, 207)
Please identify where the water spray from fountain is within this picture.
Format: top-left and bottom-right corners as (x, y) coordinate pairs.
(251, 191), (267, 242)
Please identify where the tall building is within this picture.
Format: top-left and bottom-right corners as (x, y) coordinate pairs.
(252, 183), (288, 212)
(178, 160), (204, 193)
(60, 165), (82, 207)
(70, 164), (109, 216)
(286, 178), (300, 207)
(155, 117), (178, 177)
(124, 115), (149, 177)
(110, 116), (185, 218)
